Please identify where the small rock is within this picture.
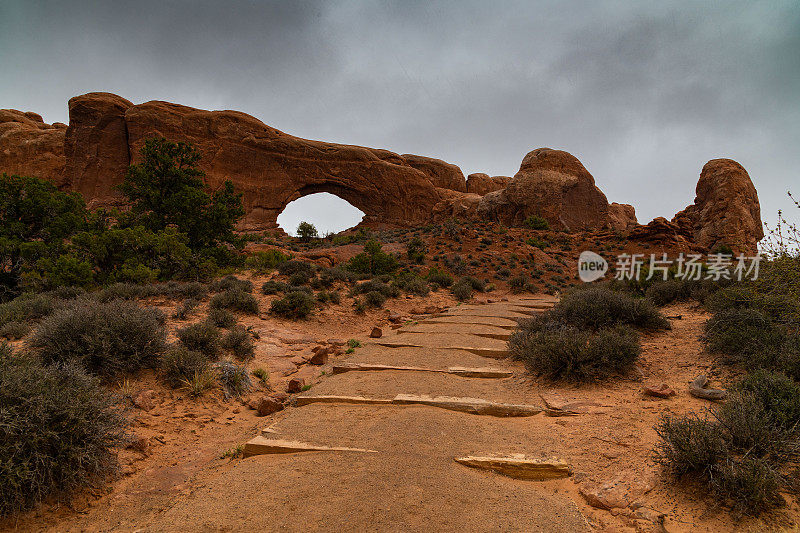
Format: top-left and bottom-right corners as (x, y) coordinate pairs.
(369, 327), (383, 338)
(327, 338), (346, 346)
(388, 314), (402, 323)
(579, 482), (628, 510)
(287, 378), (305, 393)
(308, 347), (329, 365)
(127, 436), (151, 455)
(132, 390), (156, 411)
(255, 396), (284, 416)
(643, 384), (676, 399)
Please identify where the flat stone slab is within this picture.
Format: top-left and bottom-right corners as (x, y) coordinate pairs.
(374, 333), (509, 358)
(243, 437), (377, 457)
(397, 323), (512, 340)
(454, 455), (572, 480)
(392, 394), (542, 417)
(295, 395), (394, 406)
(439, 308), (532, 318)
(420, 315), (520, 329)
(295, 393), (542, 417)
(331, 362), (512, 378)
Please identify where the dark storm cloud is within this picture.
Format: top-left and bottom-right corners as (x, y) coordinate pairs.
(1, 0), (798, 229)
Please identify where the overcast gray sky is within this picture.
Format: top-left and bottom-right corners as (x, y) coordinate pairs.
(2, 0), (798, 235)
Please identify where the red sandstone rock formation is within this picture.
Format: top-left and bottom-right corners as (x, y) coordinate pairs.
(608, 202), (638, 232)
(401, 154), (466, 192)
(671, 159), (763, 254)
(0, 93), (765, 253)
(465, 173), (512, 195)
(477, 148), (610, 231)
(0, 109), (67, 187)
(62, 93), (133, 207)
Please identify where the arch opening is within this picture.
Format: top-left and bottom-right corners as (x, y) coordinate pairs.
(276, 192), (366, 237)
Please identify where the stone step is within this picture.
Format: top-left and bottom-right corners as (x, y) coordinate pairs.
(397, 323), (512, 340)
(295, 393), (543, 417)
(331, 362), (512, 378)
(420, 315), (520, 329)
(454, 455), (572, 480)
(374, 333), (510, 358)
(243, 437), (377, 457)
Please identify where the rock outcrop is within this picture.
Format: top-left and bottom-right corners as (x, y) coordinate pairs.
(477, 148), (610, 231)
(401, 154), (466, 192)
(0, 110), (67, 187)
(671, 159), (763, 254)
(0, 93), (765, 253)
(608, 202), (638, 232)
(465, 173), (512, 195)
(62, 93), (134, 207)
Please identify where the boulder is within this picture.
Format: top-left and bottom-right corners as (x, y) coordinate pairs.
(0, 109), (66, 185)
(607, 202), (638, 232)
(401, 153), (466, 192)
(369, 327), (383, 338)
(672, 159), (763, 254)
(465, 173), (512, 195)
(477, 148), (610, 231)
(286, 377), (305, 394)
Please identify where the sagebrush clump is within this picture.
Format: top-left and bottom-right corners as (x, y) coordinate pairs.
(30, 299), (166, 378)
(0, 353), (127, 516)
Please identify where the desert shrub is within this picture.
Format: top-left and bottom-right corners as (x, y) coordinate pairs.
(711, 458), (783, 517)
(180, 369), (216, 398)
(289, 271), (311, 286)
(160, 346), (209, 388)
(509, 275), (528, 294)
(286, 285), (313, 295)
(260, 280), (288, 295)
(270, 291), (315, 319)
(251, 367), (270, 386)
(645, 279), (695, 306)
(244, 249), (290, 273)
(0, 292), (64, 327)
(524, 215), (549, 230)
(209, 288), (259, 314)
(210, 275), (253, 293)
(277, 259), (314, 277)
(172, 298), (199, 320)
(406, 236), (426, 264)
(451, 280), (473, 301)
(509, 322), (640, 381)
(30, 299), (166, 378)
(221, 326), (255, 360)
(363, 290), (387, 308)
(177, 322), (221, 359)
(460, 275), (486, 292)
(0, 356), (127, 516)
(403, 277), (430, 296)
(320, 266), (352, 284)
(0, 321), (30, 340)
(208, 307), (237, 328)
(426, 268), (453, 289)
(654, 415), (729, 477)
(351, 279), (398, 298)
(549, 287), (670, 331)
(704, 308), (785, 366)
(730, 369), (800, 434)
(353, 298), (366, 314)
(346, 241), (398, 276)
(216, 361), (252, 398)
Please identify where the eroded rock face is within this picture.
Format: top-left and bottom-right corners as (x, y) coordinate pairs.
(477, 148), (610, 231)
(62, 92), (134, 207)
(0, 93), (765, 252)
(671, 159), (763, 254)
(0, 109), (66, 186)
(465, 173), (512, 195)
(122, 100), (445, 229)
(401, 154), (466, 192)
(607, 202), (638, 232)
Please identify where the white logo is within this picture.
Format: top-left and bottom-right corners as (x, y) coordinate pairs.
(578, 251), (608, 282)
